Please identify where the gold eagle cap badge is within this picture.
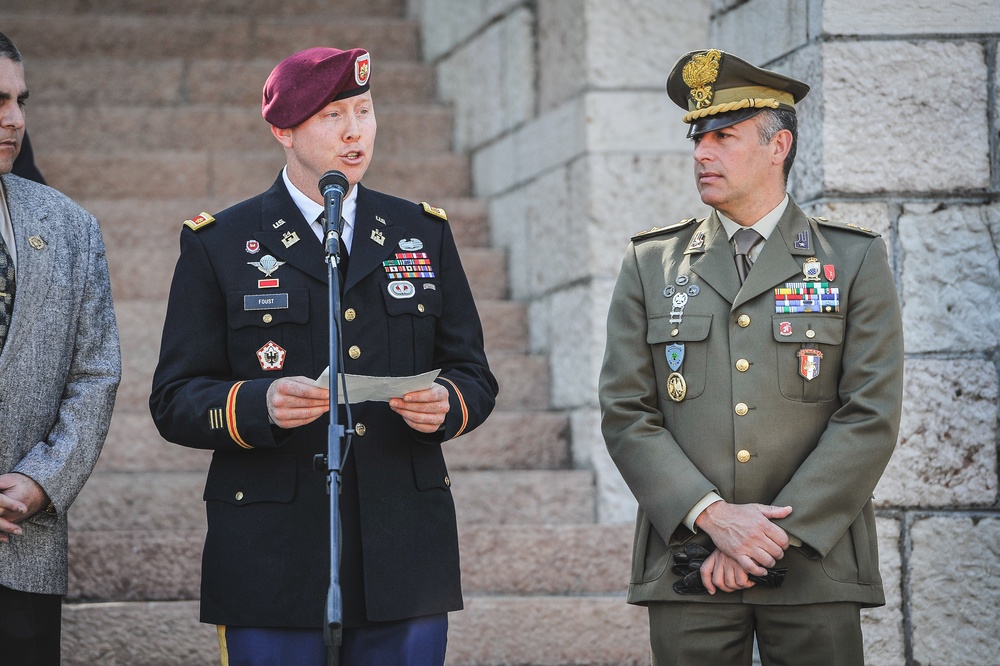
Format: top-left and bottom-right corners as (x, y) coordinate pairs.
(682, 49), (722, 109)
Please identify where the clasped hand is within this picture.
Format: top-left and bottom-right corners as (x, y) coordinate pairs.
(694, 500), (792, 594)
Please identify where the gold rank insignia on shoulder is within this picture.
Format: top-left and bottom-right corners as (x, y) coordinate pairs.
(814, 217), (877, 237)
(421, 202), (448, 221)
(183, 212), (215, 231)
(631, 218), (699, 242)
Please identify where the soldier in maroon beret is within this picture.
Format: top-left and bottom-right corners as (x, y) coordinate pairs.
(151, 46), (498, 665)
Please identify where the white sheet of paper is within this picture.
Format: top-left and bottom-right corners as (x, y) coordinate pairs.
(314, 368), (441, 404)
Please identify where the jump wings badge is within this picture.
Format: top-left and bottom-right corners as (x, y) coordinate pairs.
(248, 254), (285, 277)
(797, 348), (823, 381)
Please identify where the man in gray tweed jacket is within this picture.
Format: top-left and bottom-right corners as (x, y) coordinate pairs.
(0, 31), (121, 665)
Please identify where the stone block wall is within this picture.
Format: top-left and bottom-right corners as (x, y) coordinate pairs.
(415, 0), (1000, 662)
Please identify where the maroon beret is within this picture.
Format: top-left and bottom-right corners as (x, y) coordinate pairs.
(262, 47), (372, 129)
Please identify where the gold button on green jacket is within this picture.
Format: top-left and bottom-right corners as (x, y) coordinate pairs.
(599, 198), (903, 607)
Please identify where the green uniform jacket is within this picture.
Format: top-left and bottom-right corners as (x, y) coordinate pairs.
(599, 199), (903, 607)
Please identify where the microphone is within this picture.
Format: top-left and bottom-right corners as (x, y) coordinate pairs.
(318, 170), (350, 258)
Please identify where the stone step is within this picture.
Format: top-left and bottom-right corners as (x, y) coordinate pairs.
(70, 470), (596, 532)
(6, 15), (420, 61)
(67, 524), (632, 602)
(36, 150), (471, 203)
(5, 0), (404, 17)
(96, 409), (567, 474)
(29, 104), (453, 155)
(27, 57), (437, 107)
(61, 597), (648, 665)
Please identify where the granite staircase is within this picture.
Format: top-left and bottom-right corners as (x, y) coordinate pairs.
(3, 2), (646, 663)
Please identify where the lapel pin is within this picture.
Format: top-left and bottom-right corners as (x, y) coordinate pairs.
(28, 236), (45, 250)
(281, 231), (300, 248)
(273, 219), (287, 229)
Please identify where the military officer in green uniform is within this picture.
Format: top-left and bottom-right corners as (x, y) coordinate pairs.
(599, 49), (904, 665)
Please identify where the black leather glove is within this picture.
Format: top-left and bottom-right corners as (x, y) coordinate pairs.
(671, 542), (787, 595)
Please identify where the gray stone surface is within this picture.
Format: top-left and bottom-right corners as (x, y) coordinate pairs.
(823, 41), (990, 193)
(822, 0), (1000, 34)
(862, 517), (905, 666)
(436, 7), (535, 151)
(899, 203), (1000, 353)
(710, 0), (810, 66)
(909, 515), (1000, 664)
(878, 359), (998, 508)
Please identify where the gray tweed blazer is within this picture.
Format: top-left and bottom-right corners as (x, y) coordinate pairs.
(0, 173), (120, 596)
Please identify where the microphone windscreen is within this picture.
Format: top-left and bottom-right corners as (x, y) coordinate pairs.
(319, 170), (350, 196)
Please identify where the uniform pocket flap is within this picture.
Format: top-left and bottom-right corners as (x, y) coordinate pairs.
(647, 313), (713, 344)
(771, 314), (844, 345)
(203, 454), (296, 505)
(382, 281), (443, 317)
(227, 288), (310, 330)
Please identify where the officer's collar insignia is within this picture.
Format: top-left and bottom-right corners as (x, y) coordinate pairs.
(794, 230), (810, 250)
(273, 218), (287, 229)
(687, 231), (706, 251)
(683, 49), (722, 110)
(248, 254), (285, 277)
(399, 238), (423, 251)
(376, 215), (387, 225)
(371, 229), (386, 246)
(281, 231), (300, 248)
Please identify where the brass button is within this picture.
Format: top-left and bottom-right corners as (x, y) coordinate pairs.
(806, 329), (816, 339)
(737, 449), (751, 463)
(671, 328), (679, 337)
(354, 423), (366, 437)
(444, 476), (451, 487)
(417, 304), (425, 313)
(349, 345), (361, 359)
(262, 313), (272, 324)
(235, 491), (244, 501)
(735, 359), (749, 372)
(735, 402), (749, 416)
(345, 308), (356, 322)
(737, 314), (751, 328)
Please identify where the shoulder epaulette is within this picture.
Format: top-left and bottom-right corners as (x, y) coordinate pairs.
(812, 216), (878, 237)
(183, 212), (216, 231)
(420, 202), (448, 221)
(631, 217), (699, 242)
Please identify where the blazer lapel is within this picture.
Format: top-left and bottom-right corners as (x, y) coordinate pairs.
(733, 200), (816, 309)
(253, 176), (328, 284)
(1, 176), (59, 350)
(345, 185), (405, 293)
(688, 214), (740, 305)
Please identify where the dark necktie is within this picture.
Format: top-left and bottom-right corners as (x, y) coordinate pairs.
(733, 228), (762, 284)
(316, 215), (350, 286)
(0, 234), (14, 351)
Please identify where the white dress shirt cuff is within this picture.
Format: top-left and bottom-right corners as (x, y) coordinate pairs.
(684, 491), (724, 533)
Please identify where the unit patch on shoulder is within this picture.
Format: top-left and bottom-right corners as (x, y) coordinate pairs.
(421, 202), (448, 221)
(631, 217), (699, 242)
(183, 212), (216, 231)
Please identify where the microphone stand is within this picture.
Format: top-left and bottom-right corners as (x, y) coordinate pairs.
(318, 178), (349, 666)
